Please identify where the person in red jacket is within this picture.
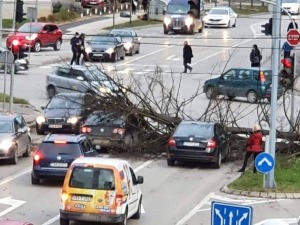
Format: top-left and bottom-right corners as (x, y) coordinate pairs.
(237, 124), (263, 173)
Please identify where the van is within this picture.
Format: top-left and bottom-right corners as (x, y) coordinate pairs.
(59, 157), (144, 225)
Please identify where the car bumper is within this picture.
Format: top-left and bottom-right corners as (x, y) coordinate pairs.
(7, 40), (35, 50)
(88, 52), (113, 61)
(36, 122), (80, 133)
(165, 24), (194, 32)
(0, 148), (15, 159)
(60, 210), (125, 223)
(204, 21), (228, 27)
(168, 148), (219, 162)
(89, 137), (124, 148)
(32, 167), (69, 179)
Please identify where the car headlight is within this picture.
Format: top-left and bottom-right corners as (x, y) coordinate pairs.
(36, 116), (45, 124)
(0, 140), (13, 151)
(67, 117), (79, 124)
(85, 46), (92, 54)
(25, 33), (38, 41)
(164, 17), (171, 25)
(99, 87), (111, 94)
(124, 42), (132, 50)
(185, 17), (194, 26)
(105, 48), (114, 54)
(12, 39), (19, 46)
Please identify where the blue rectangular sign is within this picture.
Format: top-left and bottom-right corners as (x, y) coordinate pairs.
(211, 201), (253, 225)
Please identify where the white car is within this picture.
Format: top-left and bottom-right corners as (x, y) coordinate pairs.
(203, 7), (237, 28)
(282, 0), (300, 14)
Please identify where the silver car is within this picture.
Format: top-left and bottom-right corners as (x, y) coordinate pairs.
(110, 29), (140, 56)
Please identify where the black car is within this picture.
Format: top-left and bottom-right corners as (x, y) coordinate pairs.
(85, 35), (126, 62)
(110, 29), (140, 56)
(81, 111), (138, 150)
(0, 114), (31, 164)
(35, 93), (94, 135)
(31, 133), (97, 184)
(167, 121), (230, 168)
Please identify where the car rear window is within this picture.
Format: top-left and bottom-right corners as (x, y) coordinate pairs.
(39, 142), (81, 157)
(69, 167), (115, 190)
(174, 123), (214, 138)
(86, 112), (125, 125)
(253, 70), (272, 81)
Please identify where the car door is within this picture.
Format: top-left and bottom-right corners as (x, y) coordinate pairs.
(40, 25), (51, 46)
(13, 116), (26, 153)
(128, 167), (139, 216)
(48, 24), (59, 44)
(218, 69), (237, 96)
(53, 67), (71, 93)
(215, 124), (228, 158)
(229, 8), (236, 24)
(234, 69), (252, 97)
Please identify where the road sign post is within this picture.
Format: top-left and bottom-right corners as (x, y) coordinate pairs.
(287, 29), (300, 46)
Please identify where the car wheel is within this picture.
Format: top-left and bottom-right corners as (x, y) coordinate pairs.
(132, 198), (142, 219)
(213, 150), (222, 169)
(247, 91), (258, 103)
(31, 174), (40, 185)
(47, 85), (56, 99)
(233, 19), (236, 27)
(53, 39), (62, 51)
(33, 41), (41, 52)
(167, 158), (175, 166)
(205, 87), (217, 99)
(119, 208), (127, 225)
(22, 139), (31, 157)
(59, 217), (69, 225)
(36, 123), (44, 135)
(11, 146), (18, 165)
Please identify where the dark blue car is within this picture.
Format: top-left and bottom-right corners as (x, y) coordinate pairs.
(31, 134), (97, 184)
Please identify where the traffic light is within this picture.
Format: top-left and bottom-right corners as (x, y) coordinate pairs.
(279, 55), (294, 89)
(261, 18), (273, 35)
(16, 0), (26, 23)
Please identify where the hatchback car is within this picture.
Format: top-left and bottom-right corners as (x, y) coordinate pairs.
(203, 67), (283, 103)
(203, 7), (237, 28)
(6, 22), (63, 52)
(0, 114), (31, 164)
(110, 29), (140, 56)
(35, 93), (95, 135)
(81, 111), (139, 150)
(31, 134), (97, 184)
(167, 121), (230, 168)
(85, 35), (125, 62)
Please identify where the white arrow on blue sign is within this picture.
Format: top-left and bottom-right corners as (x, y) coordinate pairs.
(211, 201), (253, 225)
(255, 152), (275, 174)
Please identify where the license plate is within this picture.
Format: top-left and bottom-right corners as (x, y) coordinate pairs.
(93, 139), (109, 144)
(93, 53), (103, 56)
(183, 142), (199, 147)
(89, 2), (97, 4)
(49, 124), (62, 128)
(173, 26), (181, 30)
(71, 196), (92, 202)
(50, 162), (68, 167)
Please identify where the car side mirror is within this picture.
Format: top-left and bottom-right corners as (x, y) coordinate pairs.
(41, 106), (45, 110)
(162, 9), (166, 15)
(137, 175), (144, 184)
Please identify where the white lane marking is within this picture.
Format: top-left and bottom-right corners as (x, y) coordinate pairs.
(41, 160), (153, 225)
(175, 192), (215, 225)
(0, 167), (31, 186)
(250, 21), (268, 38)
(0, 197), (26, 217)
(255, 218), (299, 225)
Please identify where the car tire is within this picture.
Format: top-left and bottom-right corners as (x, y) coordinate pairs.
(47, 85), (56, 99)
(33, 41), (41, 52)
(119, 208), (127, 225)
(205, 87), (217, 99)
(31, 174), (40, 185)
(11, 146), (18, 165)
(53, 39), (62, 51)
(36, 123), (44, 135)
(213, 150), (222, 169)
(233, 20), (236, 27)
(132, 198), (142, 219)
(247, 91), (258, 103)
(59, 217), (69, 225)
(22, 139), (31, 157)
(167, 159), (175, 166)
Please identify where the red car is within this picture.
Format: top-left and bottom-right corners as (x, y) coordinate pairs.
(6, 22), (63, 52)
(0, 220), (33, 225)
(81, 0), (105, 8)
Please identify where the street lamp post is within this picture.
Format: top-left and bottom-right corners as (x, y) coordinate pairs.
(35, 0), (38, 22)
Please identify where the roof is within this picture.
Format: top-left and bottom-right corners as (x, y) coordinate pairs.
(72, 157), (129, 168)
(0, 113), (20, 121)
(43, 134), (87, 143)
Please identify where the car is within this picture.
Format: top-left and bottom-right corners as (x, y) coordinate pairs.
(35, 93), (95, 135)
(203, 67), (283, 103)
(0, 219), (34, 225)
(110, 29), (140, 56)
(6, 22), (63, 52)
(81, 111), (139, 150)
(31, 134), (97, 184)
(0, 114), (31, 164)
(167, 121), (230, 168)
(85, 35), (126, 62)
(203, 7), (237, 28)
(80, 0), (106, 8)
(60, 157), (144, 225)
(282, 0), (300, 14)
(46, 65), (124, 99)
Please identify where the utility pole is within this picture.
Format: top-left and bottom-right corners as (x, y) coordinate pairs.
(35, 0), (38, 22)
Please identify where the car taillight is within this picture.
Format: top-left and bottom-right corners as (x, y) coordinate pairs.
(168, 137), (176, 147)
(33, 153), (41, 161)
(115, 194), (123, 206)
(81, 126), (92, 133)
(112, 128), (126, 135)
(207, 139), (218, 149)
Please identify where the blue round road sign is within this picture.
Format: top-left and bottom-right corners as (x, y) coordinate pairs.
(255, 152), (275, 174)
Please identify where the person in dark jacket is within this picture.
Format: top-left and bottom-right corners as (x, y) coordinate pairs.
(70, 32), (79, 65)
(76, 33), (90, 65)
(183, 41), (193, 73)
(237, 124), (263, 173)
(142, 0), (148, 12)
(250, 44), (262, 67)
(132, 0), (136, 14)
(287, 18), (298, 32)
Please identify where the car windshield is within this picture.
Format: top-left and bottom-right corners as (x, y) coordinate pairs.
(86, 112), (125, 125)
(111, 30), (133, 37)
(84, 69), (108, 81)
(0, 121), (13, 133)
(174, 123), (214, 138)
(18, 23), (43, 33)
(282, 0), (297, 3)
(91, 36), (116, 44)
(47, 96), (82, 109)
(167, 4), (190, 14)
(209, 9), (229, 15)
(39, 142), (81, 157)
(69, 167), (115, 190)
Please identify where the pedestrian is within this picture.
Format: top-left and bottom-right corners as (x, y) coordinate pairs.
(282, 41), (293, 58)
(76, 33), (90, 65)
(70, 32), (79, 65)
(132, 0), (136, 14)
(182, 41), (193, 73)
(237, 124), (263, 173)
(250, 44), (262, 67)
(287, 18), (298, 32)
(142, 0), (148, 13)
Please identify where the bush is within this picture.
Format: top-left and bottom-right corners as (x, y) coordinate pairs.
(52, 1), (62, 13)
(54, 8), (71, 21)
(38, 16), (48, 22)
(68, 2), (83, 13)
(47, 14), (56, 22)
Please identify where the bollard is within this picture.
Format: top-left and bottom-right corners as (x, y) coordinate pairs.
(263, 219), (289, 225)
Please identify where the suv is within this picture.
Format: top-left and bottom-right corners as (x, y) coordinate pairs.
(35, 93), (95, 134)
(46, 65), (123, 99)
(203, 67), (283, 103)
(6, 22), (63, 52)
(31, 133), (97, 184)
